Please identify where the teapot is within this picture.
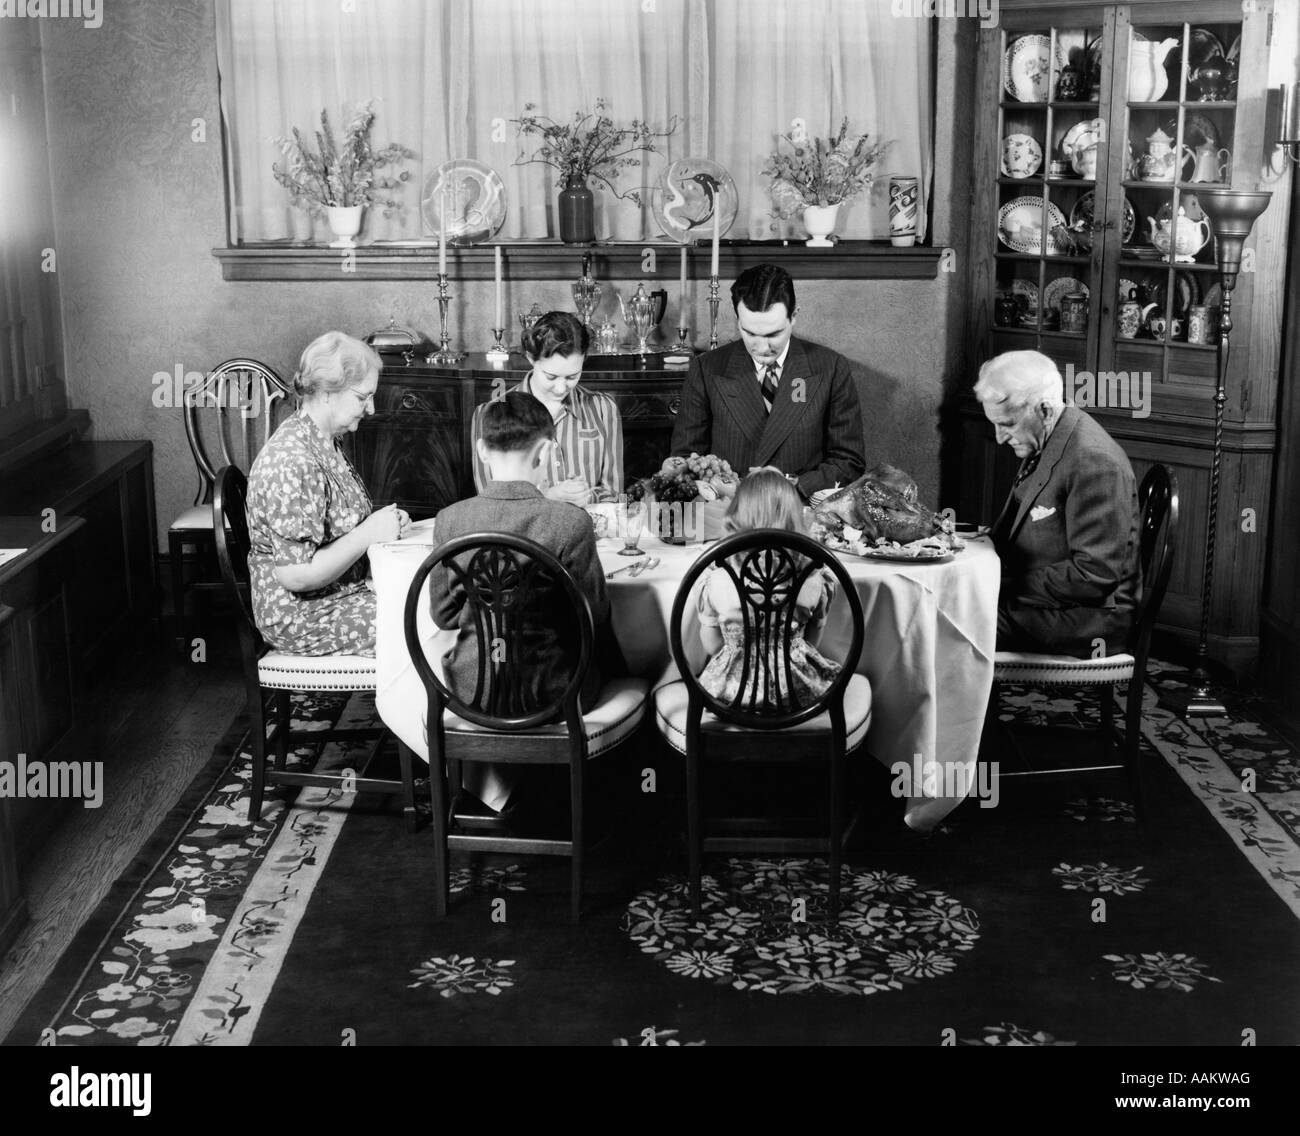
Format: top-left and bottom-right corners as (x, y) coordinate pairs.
(1127, 37), (1179, 102)
(1138, 128), (1192, 183)
(1188, 142), (1231, 184)
(1147, 206), (1212, 262)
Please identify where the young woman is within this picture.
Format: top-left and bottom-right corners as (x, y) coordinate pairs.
(470, 311), (624, 504)
(245, 331), (408, 656)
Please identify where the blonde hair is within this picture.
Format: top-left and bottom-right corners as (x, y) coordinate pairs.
(724, 467), (806, 535)
(294, 331), (382, 398)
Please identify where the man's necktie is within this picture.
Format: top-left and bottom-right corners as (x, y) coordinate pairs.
(761, 362), (780, 412)
(1013, 451), (1041, 486)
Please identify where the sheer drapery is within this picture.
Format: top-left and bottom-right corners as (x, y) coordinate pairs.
(216, 0), (931, 244)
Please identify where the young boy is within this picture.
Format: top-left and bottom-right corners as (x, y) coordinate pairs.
(429, 390), (620, 810)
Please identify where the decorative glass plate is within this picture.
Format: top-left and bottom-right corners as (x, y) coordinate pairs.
(422, 159), (507, 244)
(1003, 35), (1063, 103)
(998, 197), (1069, 254)
(651, 157), (739, 244)
(1070, 190), (1136, 244)
(1001, 134), (1043, 179)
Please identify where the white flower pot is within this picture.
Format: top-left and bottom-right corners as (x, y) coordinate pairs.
(325, 204), (365, 248)
(802, 203), (840, 247)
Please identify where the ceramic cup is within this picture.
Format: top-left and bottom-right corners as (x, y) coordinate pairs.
(889, 175), (919, 247)
(1188, 305), (1211, 345)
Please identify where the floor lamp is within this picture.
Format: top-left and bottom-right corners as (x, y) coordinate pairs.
(1175, 187), (1271, 718)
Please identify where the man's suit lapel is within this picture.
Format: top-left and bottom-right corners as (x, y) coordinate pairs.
(1008, 407), (1079, 540)
(753, 338), (810, 467)
(717, 342), (769, 450)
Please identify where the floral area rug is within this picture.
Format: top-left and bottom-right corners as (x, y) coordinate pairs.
(12, 661), (1300, 1047)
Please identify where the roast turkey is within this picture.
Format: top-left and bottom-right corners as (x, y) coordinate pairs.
(812, 464), (950, 546)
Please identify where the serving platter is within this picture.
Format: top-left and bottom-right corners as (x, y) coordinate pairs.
(422, 159), (507, 243)
(998, 197), (1069, 255)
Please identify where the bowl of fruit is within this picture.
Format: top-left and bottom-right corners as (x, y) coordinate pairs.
(628, 453), (738, 543)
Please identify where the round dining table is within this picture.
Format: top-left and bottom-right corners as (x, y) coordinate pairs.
(369, 523), (1001, 830)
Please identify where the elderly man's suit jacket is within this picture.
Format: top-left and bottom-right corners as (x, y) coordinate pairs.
(669, 337), (866, 496)
(992, 406), (1140, 655)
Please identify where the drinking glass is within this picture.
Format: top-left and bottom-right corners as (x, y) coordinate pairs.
(618, 500), (647, 556)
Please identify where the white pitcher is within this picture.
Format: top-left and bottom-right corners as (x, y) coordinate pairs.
(1128, 38), (1179, 102)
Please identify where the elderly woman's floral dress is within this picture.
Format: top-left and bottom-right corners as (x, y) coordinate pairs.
(246, 410), (376, 655)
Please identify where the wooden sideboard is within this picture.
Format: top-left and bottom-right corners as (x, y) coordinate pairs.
(0, 437), (157, 950)
(347, 352), (688, 517)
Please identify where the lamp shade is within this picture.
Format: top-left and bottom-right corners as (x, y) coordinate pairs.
(1194, 188), (1272, 275)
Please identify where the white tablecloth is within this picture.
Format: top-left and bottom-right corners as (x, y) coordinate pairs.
(370, 529), (1000, 829)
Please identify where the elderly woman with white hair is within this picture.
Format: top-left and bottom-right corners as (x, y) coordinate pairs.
(245, 331), (409, 656)
(974, 349), (1139, 657)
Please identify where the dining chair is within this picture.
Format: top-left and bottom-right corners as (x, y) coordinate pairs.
(212, 465), (420, 826)
(652, 529), (870, 920)
(401, 533), (650, 922)
(989, 464), (1179, 818)
(170, 359), (290, 650)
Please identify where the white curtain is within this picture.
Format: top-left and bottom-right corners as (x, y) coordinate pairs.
(217, 0), (931, 244)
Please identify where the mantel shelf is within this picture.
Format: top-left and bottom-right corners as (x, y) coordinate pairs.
(212, 241), (945, 282)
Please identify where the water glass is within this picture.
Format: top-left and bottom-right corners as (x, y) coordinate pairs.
(618, 501), (647, 556)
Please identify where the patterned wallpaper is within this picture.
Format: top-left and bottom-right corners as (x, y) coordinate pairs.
(40, 0), (965, 549)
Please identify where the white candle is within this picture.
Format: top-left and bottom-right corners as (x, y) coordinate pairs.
(710, 206), (720, 278)
(494, 245), (504, 330)
(679, 245), (688, 320)
(438, 183), (447, 276)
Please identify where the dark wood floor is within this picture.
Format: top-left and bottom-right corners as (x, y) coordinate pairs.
(0, 616), (244, 1041)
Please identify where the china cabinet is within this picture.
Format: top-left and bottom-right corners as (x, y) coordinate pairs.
(958, 0), (1288, 673)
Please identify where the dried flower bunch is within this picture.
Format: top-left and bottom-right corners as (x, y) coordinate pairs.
(511, 98), (678, 204)
(763, 118), (891, 218)
(272, 101), (416, 215)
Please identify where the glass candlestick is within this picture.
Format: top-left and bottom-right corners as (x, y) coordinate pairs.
(707, 275), (721, 349)
(486, 328), (510, 363)
(572, 253), (602, 332)
(429, 273), (465, 364)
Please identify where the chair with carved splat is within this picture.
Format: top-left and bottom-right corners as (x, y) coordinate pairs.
(169, 359), (290, 650)
(400, 533), (650, 922)
(652, 530), (870, 920)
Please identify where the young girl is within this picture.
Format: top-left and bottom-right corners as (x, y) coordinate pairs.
(697, 468), (841, 708)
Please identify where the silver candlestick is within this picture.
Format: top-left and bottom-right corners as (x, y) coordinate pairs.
(707, 275), (721, 349)
(429, 273), (465, 364)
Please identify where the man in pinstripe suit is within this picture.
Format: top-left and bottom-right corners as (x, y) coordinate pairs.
(669, 263), (866, 499)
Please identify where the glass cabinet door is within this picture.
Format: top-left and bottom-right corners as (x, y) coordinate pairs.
(1103, 14), (1244, 395)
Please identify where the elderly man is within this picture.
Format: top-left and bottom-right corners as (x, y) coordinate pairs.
(669, 263), (866, 498)
(976, 350), (1140, 657)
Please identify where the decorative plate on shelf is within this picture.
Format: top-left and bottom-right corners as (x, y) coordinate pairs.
(1043, 277), (1088, 313)
(1011, 278), (1040, 311)
(651, 157), (739, 244)
(1189, 28), (1226, 66)
(1001, 134), (1043, 178)
(421, 159), (507, 243)
(998, 197), (1069, 254)
(1003, 35), (1063, 103)
(1070, 189), (1136, 244)
(1060, 118), (1104, 162)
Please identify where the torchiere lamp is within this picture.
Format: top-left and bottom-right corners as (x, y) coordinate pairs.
(1174, 187), (1271, 718)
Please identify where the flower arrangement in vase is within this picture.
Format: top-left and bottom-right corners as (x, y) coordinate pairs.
(762, 118), (890, 246)
(511, 99), (678, 242)
(271, 100), (416, 246)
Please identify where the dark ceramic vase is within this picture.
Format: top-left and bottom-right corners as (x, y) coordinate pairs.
(558, 183), (595, 244)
